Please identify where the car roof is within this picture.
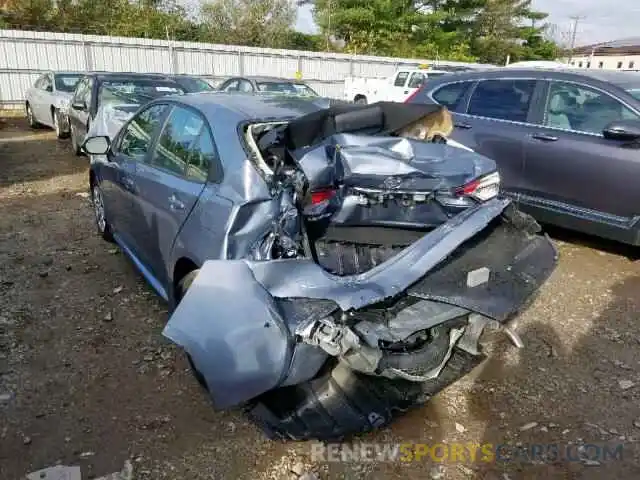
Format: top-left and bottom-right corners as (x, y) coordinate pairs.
(171, 92), (324, 119)
(91, 72), (170, 81)
(426, 67), (640, 89)
(48, 71), (84, 76)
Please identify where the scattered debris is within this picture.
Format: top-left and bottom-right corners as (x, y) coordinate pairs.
(519, 422), (538, 432)
(108, 248), (119, 255)
(75, 192), (90, 199)
(539, 426), (548, 432)
(113, 286), (123, 294)
(25, 465), (81, 480)
(455, 422), (466, 433)
(103, 312), (113, 322)
(0, 392), (11, 403)
(457, 464), (474, 476)
(291, 462), (305, 476)
(79, 451), (95, 458)
(39, 271), (49, 278)
(430, 465), (445, 480)
(633, 419), (640, 429)
(582, 459), (601, 466)
(22, 435), (32, 445)
(562, 429), (570, 435)
(618, 380), (635, 390)
(612, 360), (632, 370)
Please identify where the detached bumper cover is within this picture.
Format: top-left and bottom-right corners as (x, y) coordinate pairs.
(163, 198), (557, 408)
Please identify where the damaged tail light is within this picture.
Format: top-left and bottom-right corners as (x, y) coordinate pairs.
(455, 172), (501, 202)
(310, 188), (337, 205)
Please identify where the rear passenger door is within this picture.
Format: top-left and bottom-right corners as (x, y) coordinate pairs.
(522, 80), (640, 222)
(450, 78), (542, 197)
(133, 105), (217, 287)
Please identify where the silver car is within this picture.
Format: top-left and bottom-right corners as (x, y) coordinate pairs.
(25, 71), (83, 138)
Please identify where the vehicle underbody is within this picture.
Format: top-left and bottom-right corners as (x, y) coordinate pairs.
(163, 102), (558, 440)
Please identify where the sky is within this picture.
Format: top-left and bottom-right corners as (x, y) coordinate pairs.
(295, 1), (640, 47)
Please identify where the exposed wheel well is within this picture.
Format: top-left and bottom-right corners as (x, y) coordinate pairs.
(173, 257), (199, 298)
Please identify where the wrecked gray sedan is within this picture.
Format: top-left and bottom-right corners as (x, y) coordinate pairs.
(85, 95), (557, 441)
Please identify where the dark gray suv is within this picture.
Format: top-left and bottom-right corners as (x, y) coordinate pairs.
(407, 68), (640, 246)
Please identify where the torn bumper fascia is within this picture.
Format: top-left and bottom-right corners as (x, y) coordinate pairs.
(163, 197), (557, 409)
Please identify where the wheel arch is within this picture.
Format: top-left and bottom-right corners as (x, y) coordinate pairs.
(172, 257), (199, 298)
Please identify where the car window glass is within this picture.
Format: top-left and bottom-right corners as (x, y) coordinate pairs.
(72, 78), (87, 101)
(54, 74), (82, 93)
(119, 104), (168, 160)
(468, 79), (536, 122)
(544, 81), (640, 134)
(82, 78), (93, 106)
(41, 75), (52, 91)
(407, 72), (425, 89)
(223, 80), (239, 92)
(394, 72), (409, 87)
(432, 82), (472, 110)
(151, 106), (204, 176)
(186, 128), (217, 182)
(238, 80), (253, 93)
(34, 75), (45, 89)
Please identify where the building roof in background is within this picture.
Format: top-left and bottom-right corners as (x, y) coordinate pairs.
(574, 37), (640, 56)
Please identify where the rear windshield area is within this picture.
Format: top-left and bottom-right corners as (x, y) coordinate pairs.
(98, 79), (184, 107)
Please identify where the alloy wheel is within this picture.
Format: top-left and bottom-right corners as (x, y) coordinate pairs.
(92, 185), (106, 233)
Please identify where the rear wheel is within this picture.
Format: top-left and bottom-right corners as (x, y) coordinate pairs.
(354, 95), (367, 105)
(26, 103), (38, 128)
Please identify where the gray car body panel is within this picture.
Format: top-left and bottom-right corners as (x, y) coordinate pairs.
(162, 198), (512, 408)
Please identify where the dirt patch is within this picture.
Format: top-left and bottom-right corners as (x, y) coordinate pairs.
(1, 119), (639, 479)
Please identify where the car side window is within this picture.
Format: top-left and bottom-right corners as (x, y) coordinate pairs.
(467, 79), (536, 122)
(186, 128), (219, 183)
(543, 81), (640, 134)
(34, 75), (46, 89)
(432, 82), (473, 111)
(394, 72), (409, 87)
(119, 104), (168, 161)
(407, 72), (425, 89)
(238, 80), (253, 93)
(151, 106), (204, 177)
(72, 78), (87, 103)
(82, 78), (94, 107)
(222, 80), (239, 92)
(41, 75), (53, 92)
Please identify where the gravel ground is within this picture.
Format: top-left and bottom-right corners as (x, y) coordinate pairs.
(1, 118), (639, 480)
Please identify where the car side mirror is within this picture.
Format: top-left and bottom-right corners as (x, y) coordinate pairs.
(71, 100), (86, 111)
(603, 120), (640, 141)
(83, 136), (110, 155)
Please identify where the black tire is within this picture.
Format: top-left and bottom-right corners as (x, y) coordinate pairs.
(354, 96), (367, 105)
(52, 108), (69, 139)
(247, 349), (485, 441)
(26, 103), (38, 128)
(91, 183), (114, 242)
(174, 269), (208, 390)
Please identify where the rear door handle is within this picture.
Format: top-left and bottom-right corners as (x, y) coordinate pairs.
(531, 133), (558, 142)
(454, 122), (472, 129)
(169, 193), (185, 211)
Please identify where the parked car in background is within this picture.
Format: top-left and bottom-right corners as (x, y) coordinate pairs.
(83, 96), (555, 440)
(344, 67), (451, 105)
(68, 72), (185, 155)
(164, 74), (215, 93)
(218, 76), (319, 96)
(407, 68), (640, 245)
(25, 71), (83, 138)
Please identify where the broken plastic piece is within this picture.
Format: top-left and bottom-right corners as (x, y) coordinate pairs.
(467, 267), (491, 288)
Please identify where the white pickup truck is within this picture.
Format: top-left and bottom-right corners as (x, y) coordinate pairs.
(344, 68), (450, 104)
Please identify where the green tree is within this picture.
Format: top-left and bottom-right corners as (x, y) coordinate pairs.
(200, 0), (296, 48)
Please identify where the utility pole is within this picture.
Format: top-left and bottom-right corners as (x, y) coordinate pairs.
(568, 15), (585, 63)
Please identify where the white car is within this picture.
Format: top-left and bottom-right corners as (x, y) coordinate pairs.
(344, 68), (451, 104)
(25, 71), (83, 138)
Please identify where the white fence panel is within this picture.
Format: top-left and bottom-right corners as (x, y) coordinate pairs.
(0, 28), (491, 109)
